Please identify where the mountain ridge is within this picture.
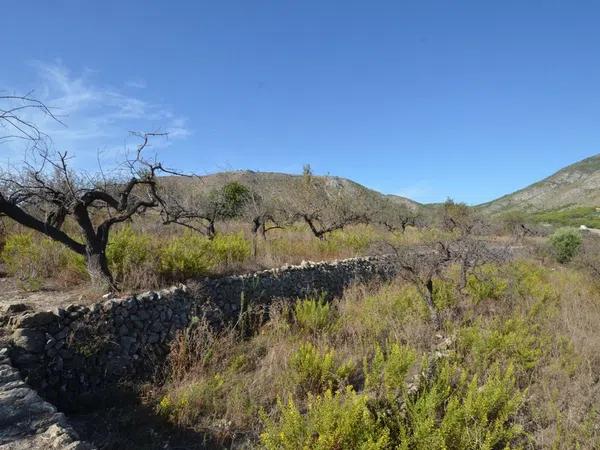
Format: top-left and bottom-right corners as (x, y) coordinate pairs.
(478, 153), (600, 214)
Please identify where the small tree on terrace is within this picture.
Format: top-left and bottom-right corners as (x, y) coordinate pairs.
(439, 198), (474, 233)
(288, 165), (370, 240)
(499, 210), (538, 241)
(162, 179), (250, 239)
(384, 203), (506, 331)
(374, 197), (422, 233)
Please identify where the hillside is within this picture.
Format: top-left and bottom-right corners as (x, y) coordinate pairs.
(479, 154), (600, 216)
(165, 170), (422, 211)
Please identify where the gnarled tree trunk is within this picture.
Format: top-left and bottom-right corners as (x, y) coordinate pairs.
(85, 245), (114, 291)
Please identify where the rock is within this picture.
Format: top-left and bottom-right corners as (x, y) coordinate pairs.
(102, 300), (116, 312)
(119, 336), (137, 354)
(0, 356), (95, 448)
(12, 311), (57, 329)
(45, 337), (57, 349)
(12, 329), (46, 353)
(54, 326), (70, 341)
(10, 351), (41, 368)
(137, 291), (157, 302)
(4, 303), (33, 315)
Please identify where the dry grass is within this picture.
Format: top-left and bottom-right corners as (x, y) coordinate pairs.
(0, 221), (422, 293)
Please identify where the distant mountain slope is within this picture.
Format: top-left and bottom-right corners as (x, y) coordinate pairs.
(169, 170), (421, 211)
(479, 154), (600, 214)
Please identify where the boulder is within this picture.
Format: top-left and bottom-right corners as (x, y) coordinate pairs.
(12, 329), (46, 353)
(12, 311), (57, 329)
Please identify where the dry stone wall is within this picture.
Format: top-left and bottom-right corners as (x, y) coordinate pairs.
(5, 256), (397, 407)
(0, 347), (93, 449)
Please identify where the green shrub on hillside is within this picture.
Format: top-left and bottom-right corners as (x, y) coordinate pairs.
(531, 206), (600, 228)
(432, 278), (458, 310)
(107, 226), (156, 287)
(209, 232), (252, 267)
(159, 233), (213, 280)
(549, 228), (582, 263)
(159, 231), (251, 280)
(364, 343), (417, 396)
(294, 297), (331, 334)
(289, 342), (354, 394)
(318, 227), (376, 255)
(2, 227), (252, 290)
(466, 265), (508, 304)
(400, 362), (523, 450)
(158, 374), (225, 424)
(261, 387), (390, 450)
(458, 316), (544, 373)
(1, 233), (87, 289)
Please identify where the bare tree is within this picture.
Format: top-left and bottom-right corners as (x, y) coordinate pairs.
(0, 132), (180, 290)
(383, 228), (508, 330)
(287, 166), (370, 240)
(374, 197), (422, 233)
(498, 210), (540, 241)
(240, 186), (285, 256)
(0, 93), (62, 146)
(387, 240), (453, 330)
(439, 199), (475, 234)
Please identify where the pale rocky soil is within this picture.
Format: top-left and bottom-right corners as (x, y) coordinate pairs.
(0, 277), (87, 312)
(0, 348), (93, 449)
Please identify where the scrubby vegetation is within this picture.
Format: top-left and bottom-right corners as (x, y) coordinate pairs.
(154, 258), (600, 449)
(549, 228), (582, 263)
(1, 232), (88, 290)
(1, 226), (253, 291)
(0, 220), (423, 293)
(531, 206), (600, 228)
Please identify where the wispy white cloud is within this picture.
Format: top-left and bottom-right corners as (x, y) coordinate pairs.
(395, 180), (438, 203)
(2, 61), (190, 169)
(125, 78), (147, 89)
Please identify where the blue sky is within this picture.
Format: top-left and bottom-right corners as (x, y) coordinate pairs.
(3, 1), (600, 204)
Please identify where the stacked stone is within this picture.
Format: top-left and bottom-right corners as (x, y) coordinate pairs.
(0, 347), (94, 449)
(8, 285), (193, 406)
(5, 255), (398, 406)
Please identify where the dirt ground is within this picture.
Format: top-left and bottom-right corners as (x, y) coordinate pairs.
(0, 274), (102, 313)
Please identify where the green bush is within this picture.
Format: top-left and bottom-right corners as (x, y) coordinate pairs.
(209, 232), (251, 266)
(336, 284), (428, 345)
(399, 362), (524, 450)
(159, 232), (213, 280)
(458, 316), (544, 372)
(157, 374), (225, 423)
(294, 297), (331, 333)
(549, 228), (582, 263)
(440, 365), (524, 450)
(288, 342), (353, 394)
(466, 265), (508, 304)
(318, 227), (376, 255)
(1, 232), (87, 289)
(261, 387), (390, 450)
(364, 343), (417, 396)
(432, 278), (458, 310)
(107, 226), (156, 286)
(159, 231), (251, 280)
